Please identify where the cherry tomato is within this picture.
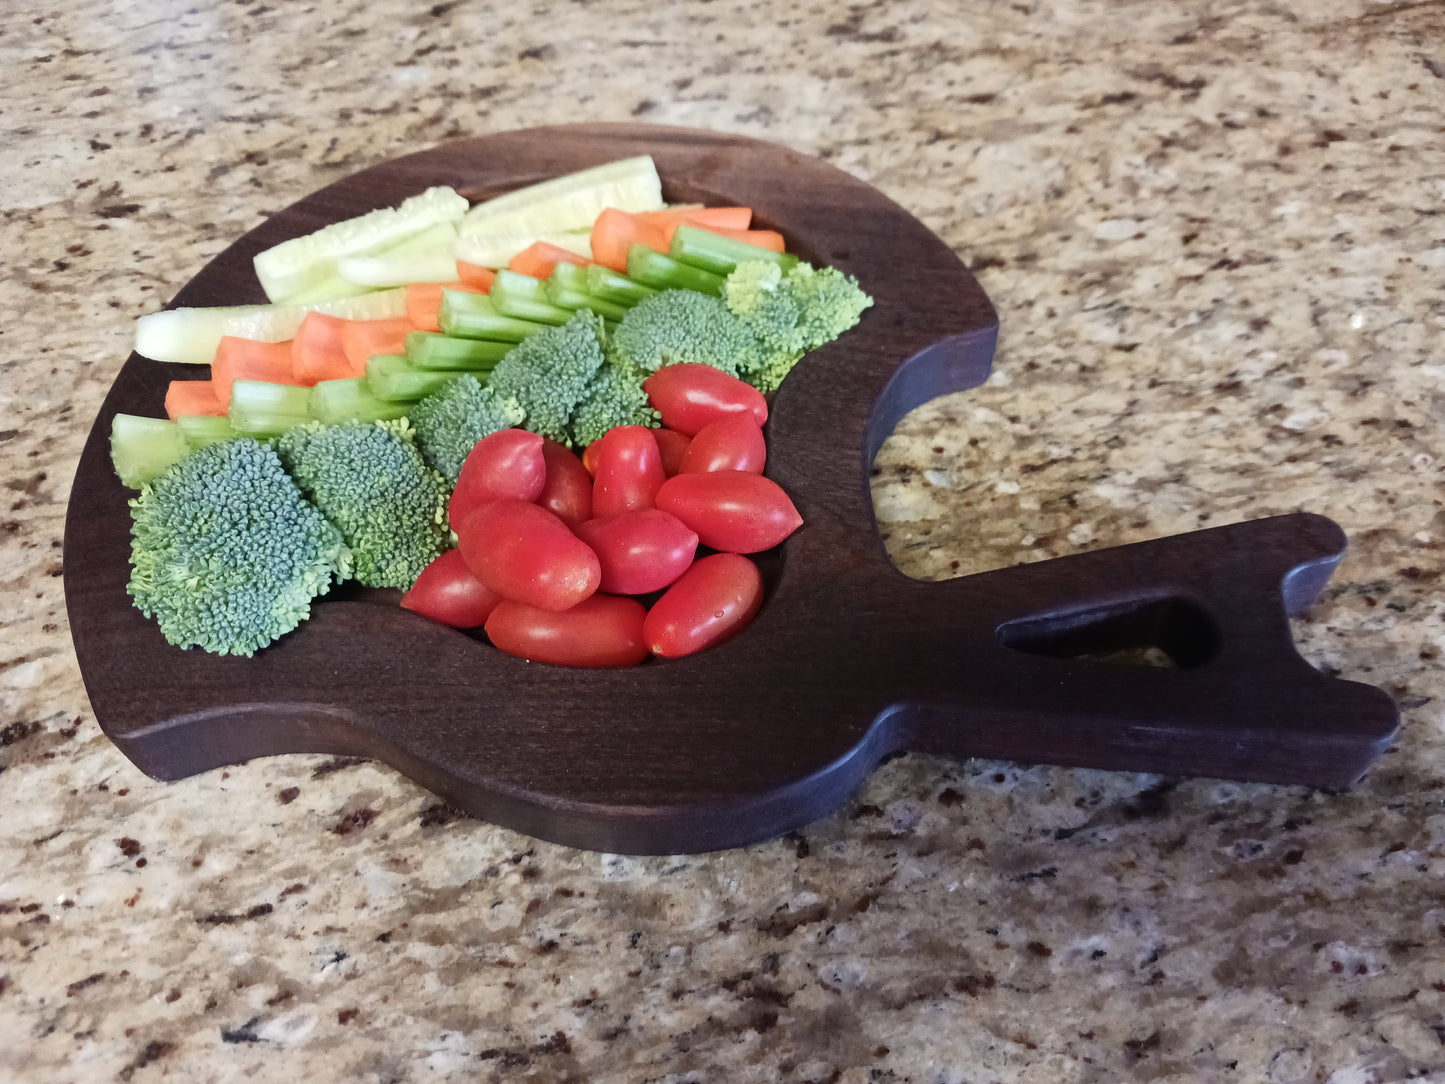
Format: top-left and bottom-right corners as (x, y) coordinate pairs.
(582, 439), (603, 477)
(643, 364), (768, 436)
(679, 413), (766, 474)
(449, 429), (545, 531)
(644, 553), (764, 658)
(537, 436), (593, 528)
(486, 595), (649, 667)
(592, 425), (666, 518)
(400, 548), (503, 629)
(574, 509), (699, 595)
(651, 427), (692, 476)
(654, 470), (803, 553)
(457, 498), (600, 612)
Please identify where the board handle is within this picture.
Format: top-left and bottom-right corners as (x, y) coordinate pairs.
(878, 513), (1399, 787)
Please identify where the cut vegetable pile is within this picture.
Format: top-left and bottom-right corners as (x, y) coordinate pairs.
(113, 155), (872, 664)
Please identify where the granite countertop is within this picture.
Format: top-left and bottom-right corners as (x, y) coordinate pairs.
(3, 0), (1443, 1080)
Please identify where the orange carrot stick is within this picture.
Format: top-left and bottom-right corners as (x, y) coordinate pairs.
(165, 380), (227, 419)
(291, 312), (355, 384)
(406, 281), (483, 333)
(636, 207), (753, 233)
(339, 317), (414, 372)
(590, 208), (669, 272)
(456, 261), (497, 291)
(507, 241), (590, 280)
(696, 226), (786, 252)
(211, 336), (296, 406)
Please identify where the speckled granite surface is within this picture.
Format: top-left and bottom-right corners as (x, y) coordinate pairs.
(3, 1), (1443, 1080)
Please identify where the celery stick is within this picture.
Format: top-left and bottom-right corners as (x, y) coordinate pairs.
(668, 224), (797, 277)
(547, 262), (591, 292)
(177, 414), (238, 450)
(405, 331), (513, 371)
(585, 264), (657, 306)
(489, 270), (575, 326)
(365, 355), (457, 401)
(229, 380), (312, 438)
(625, 245), (726, 295)
(308, 378), (411, 425)
(439, 291), (551, 342)
(110, 414), (188, 489)
(544, 281), (629, 323)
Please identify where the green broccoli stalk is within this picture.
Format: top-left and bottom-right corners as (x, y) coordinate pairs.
(127, 438), (351, 656)
(486, 309), (608, 444)
(606, 289), (762, 377)
(724, 260), (873, 392)
(407, 374), (526, 484)
(568, 361), (659, 448)
(275, 419), (449, 590)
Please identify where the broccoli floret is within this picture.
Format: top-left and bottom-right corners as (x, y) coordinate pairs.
(743, 348), (808, 395)
(606, 289), (762, 377)
(569, 361), (660, 447)
(275, 419), (449, 590)
(127, 438), (350, 656)
(484, 309), (608, 445)
(407, 375), (526, 484)
(724, 260), (873, 391)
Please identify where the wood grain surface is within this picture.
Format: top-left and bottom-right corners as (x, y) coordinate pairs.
(63, 124), (1398, 854)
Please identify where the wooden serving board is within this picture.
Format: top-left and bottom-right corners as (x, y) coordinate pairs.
(64, 124), (1398, 854)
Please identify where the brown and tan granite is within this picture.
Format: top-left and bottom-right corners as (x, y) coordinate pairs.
(1, 1), (1442, 1081)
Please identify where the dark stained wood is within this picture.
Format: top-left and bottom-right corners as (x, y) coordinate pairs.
(64, 124), (1399, 854)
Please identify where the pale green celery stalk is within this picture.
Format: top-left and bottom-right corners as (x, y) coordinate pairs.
(438, 291), (551, 342)
(404, 331), (512, 371)
(110, 414), (188, 489)
(668, 224), (798, 277)
(365, 355), (457, 401)
(584, 264), (657, 306)
(308, 378), (411, 424)
(625, 245), (726, 295)
(177, 415), (238, 449)
(488, 270), (574, 326)
(544, 280), (630, 323)
(229, 380), (313, 438)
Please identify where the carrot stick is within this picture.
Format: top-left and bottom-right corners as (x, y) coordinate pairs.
(339, 317), (414, 372)
(590, 208), (669, 272)
(507, 241), (590, 280)
(637, 207), (753, 233)
(406, 281), (483, 333)
(696, 226), (787, 252)
(291, 312), (356, 384)
(165, 380), (226, 419)
(211, 336), (296, 406)
(456, 261), (497, 291)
